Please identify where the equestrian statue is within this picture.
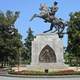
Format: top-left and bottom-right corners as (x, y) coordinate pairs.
(30, 1), (67, 38)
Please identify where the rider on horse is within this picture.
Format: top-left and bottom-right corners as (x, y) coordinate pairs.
(49, 1), (58, 21)
(43, 1), (59, 33)
(30, 1), (67, 37)
(40, 1), (59, 23)
(30, 1), (58, 22)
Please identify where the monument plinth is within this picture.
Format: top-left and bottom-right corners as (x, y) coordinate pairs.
(31, 33), (67, 69)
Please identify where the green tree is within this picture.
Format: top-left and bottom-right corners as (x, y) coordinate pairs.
(0, 10), (23, 67)
(24, 28), (35, 64)
(0, 10), (19, 27)
(67, 11), (80, 66)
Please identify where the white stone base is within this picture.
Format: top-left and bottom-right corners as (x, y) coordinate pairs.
(30, 33), (67, 70)
(26, 64), (68, 72)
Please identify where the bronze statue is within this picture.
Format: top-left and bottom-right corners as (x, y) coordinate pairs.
(30, 1), (67, 37)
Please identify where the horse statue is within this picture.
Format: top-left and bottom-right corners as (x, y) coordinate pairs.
(30, 2), (67, 36)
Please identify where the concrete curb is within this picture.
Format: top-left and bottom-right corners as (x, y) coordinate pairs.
(0, 74), (80, 78)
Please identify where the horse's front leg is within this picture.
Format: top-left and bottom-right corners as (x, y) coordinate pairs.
(30, 14), (41, 21)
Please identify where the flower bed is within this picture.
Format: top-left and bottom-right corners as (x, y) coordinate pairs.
(8, 69), (80, 76)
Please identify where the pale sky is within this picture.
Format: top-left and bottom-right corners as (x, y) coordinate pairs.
(0, 0), (80, 47)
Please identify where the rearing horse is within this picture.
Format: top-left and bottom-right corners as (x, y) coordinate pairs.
(30, 3), (67, 34)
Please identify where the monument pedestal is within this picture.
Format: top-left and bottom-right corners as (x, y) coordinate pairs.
(27, 33), (67, 71)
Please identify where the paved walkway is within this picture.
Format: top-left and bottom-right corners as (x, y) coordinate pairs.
(0, 75), (80, 80)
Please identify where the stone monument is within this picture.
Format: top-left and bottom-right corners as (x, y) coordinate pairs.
(31, 33), (66, 69)
(28, 1), (68, 71)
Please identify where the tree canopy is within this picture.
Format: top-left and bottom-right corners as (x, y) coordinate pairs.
(66, 11), (80, 66)
(23, 27), (35, 64)
(0, 10), (22, 67)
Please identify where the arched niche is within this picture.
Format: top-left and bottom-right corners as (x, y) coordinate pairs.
(39, 45), (56, 63)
